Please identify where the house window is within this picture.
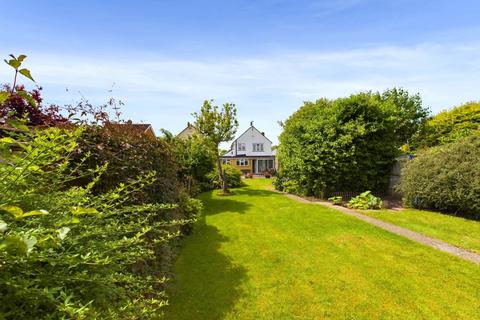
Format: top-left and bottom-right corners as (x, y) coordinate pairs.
(222, 159), (229, 165)
(252, 143), (264, 152)
(236, 159), (249, 166)
(268, 159), (274, 169)
(237, 143), (246, 151)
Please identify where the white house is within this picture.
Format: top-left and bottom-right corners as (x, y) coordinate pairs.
(220, 122), (276, 174)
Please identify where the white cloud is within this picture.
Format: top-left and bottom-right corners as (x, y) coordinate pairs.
(1, 42), (480, 143)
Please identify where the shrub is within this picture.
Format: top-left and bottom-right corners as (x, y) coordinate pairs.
(399, 135), (480, 218)
(277, 89), (429, 197)
(328, 196), (343, 205)
(348, 191), (383, 209)
(170, 134), (216, 195)
(281, 180), (303, 195)
(0, 123), (201, 319)
(208, 164), (243, 189)
(71, 123), (180, 204)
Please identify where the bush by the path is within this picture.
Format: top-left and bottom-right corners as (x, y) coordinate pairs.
(276, 89), (428, 197)
(348, 191), (383, 210)
(399, 135), (480, 218)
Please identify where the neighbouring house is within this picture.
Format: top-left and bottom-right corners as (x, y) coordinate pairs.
(220, 122), (276, 175)
(177, 122), (198, 139)
(131, 123), (156, 138)
(108, 122), (156, 139)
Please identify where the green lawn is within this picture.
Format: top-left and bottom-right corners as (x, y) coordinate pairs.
(361, 208), (480, 254)
(165, 179), (480, 319)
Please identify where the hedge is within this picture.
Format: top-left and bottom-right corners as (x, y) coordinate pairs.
(399, 135), (480, 218)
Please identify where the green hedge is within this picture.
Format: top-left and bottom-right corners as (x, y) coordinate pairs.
(276, 89), (428, 197)
(399, 135), (480, 218)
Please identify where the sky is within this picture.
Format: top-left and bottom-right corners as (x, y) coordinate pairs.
(1, 0), (480, 144)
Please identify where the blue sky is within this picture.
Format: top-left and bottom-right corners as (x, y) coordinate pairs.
(1, 0), (480, 144)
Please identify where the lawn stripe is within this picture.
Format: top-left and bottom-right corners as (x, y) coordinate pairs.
(281, 191), (480, 264)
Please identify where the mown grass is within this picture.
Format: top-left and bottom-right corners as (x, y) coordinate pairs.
(361, 208), (480, 254)
(165, 179), (480, 319)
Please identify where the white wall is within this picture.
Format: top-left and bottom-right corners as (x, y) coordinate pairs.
(234, 126), (273, 156)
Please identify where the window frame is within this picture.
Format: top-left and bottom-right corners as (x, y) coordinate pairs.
(252, 143), (264, 152)
(237, 142), (246, 151)
(236, 159), (249, 166)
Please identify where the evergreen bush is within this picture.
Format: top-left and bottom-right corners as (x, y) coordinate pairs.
(399, 135), (480, 218)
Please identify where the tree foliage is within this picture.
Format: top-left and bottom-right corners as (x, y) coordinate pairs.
(207, 164), (243, 189)
(415, 101), (480, 147)
(276, 89), (429, 197)
(192, 100), (238, 193)
(170, 133), (217, 195)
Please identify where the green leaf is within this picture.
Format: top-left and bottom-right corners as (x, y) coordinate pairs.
(70, 207), (99, 216)
(1, 205), (23, 218)
(19, 68), (35, 82)
(16, 90), (37, 107)
(6, 119), (29, 131)
(5, 59), (20, 69)
(57, 227), (71, 240)
(21, 209), (49, 218)
(0, 91), (9, 104)
(17, 54), (27, 62)
(0, 206), (48, 219)
(0, 137), (15, 144)
(0, 220), (7, 233)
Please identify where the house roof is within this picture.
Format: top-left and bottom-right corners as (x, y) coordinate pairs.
(131, 123), (152, 132)
(177, 122), (199, 137)
(231, 124), (273, 145)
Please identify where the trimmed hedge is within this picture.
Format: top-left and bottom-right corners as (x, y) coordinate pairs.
(399, 135), (480, 218)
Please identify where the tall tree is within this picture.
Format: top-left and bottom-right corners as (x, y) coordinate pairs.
(193, 99), (238, 194)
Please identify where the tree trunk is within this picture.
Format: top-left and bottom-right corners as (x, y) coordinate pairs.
(216, 156), (228, 193)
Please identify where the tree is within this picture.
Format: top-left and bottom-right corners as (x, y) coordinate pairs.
(193, 99), (238, 194)
(378, 88), (430, 148)
(276, 89), (429, 197)
(415, 101), (480, 147)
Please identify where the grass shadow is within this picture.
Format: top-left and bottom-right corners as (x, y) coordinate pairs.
(164, 214), (248, 319)
(230, 188), (278, 198)
(200, 192), (253, 216)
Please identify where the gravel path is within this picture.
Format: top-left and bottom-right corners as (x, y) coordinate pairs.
(273, 189), (480, 264)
